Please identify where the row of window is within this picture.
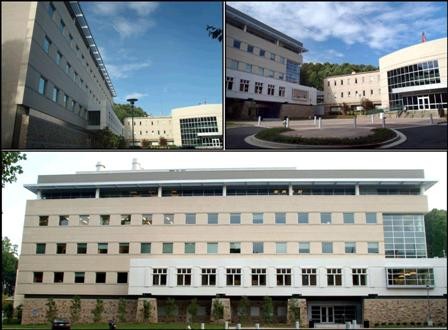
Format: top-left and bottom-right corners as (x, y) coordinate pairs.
(227, 58), (284, 81)
(326, 74), (380, 87)
(332, 89), (380, 99)
(36, 212), (378, 226)
(33, 271), (127, 284)
(34, 241), (380, 255)
(231, 38), (286, 64)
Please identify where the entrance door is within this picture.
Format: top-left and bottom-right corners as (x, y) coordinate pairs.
(320, 306), (334, 323)
(417, 96), (430, 110)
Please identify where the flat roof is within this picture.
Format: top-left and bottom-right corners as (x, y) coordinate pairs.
(324, 70), (380, 79)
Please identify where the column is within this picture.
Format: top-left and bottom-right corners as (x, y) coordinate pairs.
(289, 184), (293, 196)
(355, 184), (360, 196)
(267, 267), (276, 288)
(158, 186), (162, 197)
(223, 184), (227, 197)
(36, 191), (42, 199)
(217, 267), (226, 288)
(95, 188), (100, 199)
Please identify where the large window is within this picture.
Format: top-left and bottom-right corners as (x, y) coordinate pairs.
(179, 116), (219, 147)
(253, 213), (263, 224)
(177, 268), (192, 286)
(253, 242), (264, 254)
(43, 36), (51, 54)
(352, 268), (367, 286)
(327, 268), (342, 286)
(294, 186), (355, 195)
(184, 242), (195, 254)
(255, 82), (263, 94)
(302, 268), (317, 286)
(286, 59), (300, 83)
(38, 77), (47, 95)
(226, 268), (241, 286)
(275, 212), (286, 224)
(277, 269), (291, 286)
(201, 268), (216, 286)
(320, 213), (332, 224)
(387, 268), (434, 287)
(251, 268), (266, 286)
(208, 213), (218, 224)
(230, 213), (241, 224)
(240, 79), (249, 92)
(153, 268), (167, 285)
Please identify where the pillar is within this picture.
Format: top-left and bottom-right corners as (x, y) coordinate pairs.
(287, 298), (308, 328)
(95, 188), (100, 199)
(158, 186), (162, 197)
(355, 184), (360, 196)
(136, 297), (158, 323)
(211, 298), (231, 322)
(223, 185), (227, 197)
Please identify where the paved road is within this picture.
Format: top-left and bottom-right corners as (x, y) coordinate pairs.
(393, 125), (447, 149)
(225, 126), (264, 149)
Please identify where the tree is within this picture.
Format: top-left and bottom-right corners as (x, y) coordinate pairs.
(206, 25), (222, 42)
(425, 209), (447, 257)
(159, 137), (168, 148)
(118, 298), (127, 322)
(141, 139), (152, 149)
(262, 296), (274, 324)
(113, 103), (148, 124)
(92, 128), (127, 149)
(212, 299), (224, 321)
(361, 98), (374, 111)
(91, 299), (104, 323)
(2, 237), (18, 296)
(2, 152), (26, 188)
(237, 296), (250, 324)
(165, 298), (177, 322)
(46, 298), (58, 323)
(288, 299), (301, 324)
(187, 298), (199, 323)
(70, 296), (81, 324)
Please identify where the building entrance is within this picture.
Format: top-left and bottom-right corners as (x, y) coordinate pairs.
(417, 96), (430, 110)
(310, 304), (359, 324)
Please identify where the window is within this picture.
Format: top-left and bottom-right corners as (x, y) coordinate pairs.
(228, 59), (238, 70)
(252, 268), (266, 286)
(275, 212), (286, 224)
(226, 76), (234, 90)
(245, 63), (252, 73)
(253, 241), (264, 254)
(56, 51), (62, 65)
(164, 214), (174, 224)
(226, 268), (241, 286)
(341, 79), (344, 85)
(63, 94), (68, 108)
(298, 213), (309, 224)
(56, 243), (66, 254)
(184, 213), (196, 225)
(79, 215), (89, 225)
(322, 242), (333, 253)
(54, 272), (64, 283)
(39, 216), (49, 226)
(77, 243), (87, 254)
(51, 87), (59, 102)
(230, 213), (241, 224)
(100, 215), (110, 225)
(153, 268), (167, 285)
(163, 242), (173, 254)
(253, 213), (263, 224)
(320, 213), (332, 224)
(96, 272), (106, 284)
(343, 213), (354, 224)
(247, 45), (254, 53)
(387, 268), (434, 287)
(302, 268), (317, 286)
(177, 268), (192, 286)
(277, 269), (291, 286)
(352, 268), (367, 286)
(117, 272), (128, 284)
(208, 213), (218, 224)
(59, 19), (65, 33)
(368, 242), (379, 254)
(118, 243), (129, 254)
(257, 66), (264, 76)
(233, 39), (241, 49)
(240, 79), (249, 92)
(270, 53), (276, 61)
(36, 243), (46, 254)
(201, 268), (216, 286)
(65, 62), (71, 74)
(141, 243), (151, 254)
(276, 242), (287, 253)
(207, 242), (218, 254)
(34, 272), (43, 283)
(267, 84), (275, 96)
(98, 243), (108, 254)
(121, 214), (131, 225)
(185, 242), (195, 254)
(327, 268), (342, 286)
(259, 49), (265, 57)
(142, 214), (152, 225)
(48, 2), (56, 17)
(279, 86), (285, 97)
(74, 272), (85, 283)
(299, 242), (310, 254)
(366, 213), (377, 224)
(38, 77), (47, 95)
(230, 242), (241, 254)
(266, 69), (275, 78)
(341, 92), (343, 98)
(255, 82), (263, 94)
(43, 36), (51, 53)
(345, 242), (356, 254)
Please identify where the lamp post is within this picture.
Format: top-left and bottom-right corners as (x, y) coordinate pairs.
(426, 279), (432, 326)
(126, 98), (138, 147)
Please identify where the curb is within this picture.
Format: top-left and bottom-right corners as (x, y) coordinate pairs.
(378, 129), (407, 148)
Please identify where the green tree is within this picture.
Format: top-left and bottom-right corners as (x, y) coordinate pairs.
(46, 298), (58, 323)
(70, 296), (81, 324)
(2, 237), (18, 296)
(159, 136), (168, 148)
(113, 103), (148, 124)
(141, 139), (152, 149)
(91, 299), (104, 323)
(206, 25), (222, 42)
(187, 298), (199, 323)
(165, 298), (177, 322)
(262, 296), (274, 324)
(92, 128), (127, 149)
(1, 152), (26, 188)
(212, 299), (224, 321)
(142, 300), (151, 322)
(361, 98), (374, 111)
(118, 298), (127, 322)
(237, 296), (250, 324)
(425, 209), (447, 257)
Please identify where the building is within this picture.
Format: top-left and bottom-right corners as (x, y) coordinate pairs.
(323, 71), (382, 113)
(379, 38), (447, 111)
(16, 166), (447, 326)
(1, 1), (122, 148)
(123, 104), (223, 149)
(225, 5), (318, 120)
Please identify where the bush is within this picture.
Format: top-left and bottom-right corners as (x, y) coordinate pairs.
(70, 296), (81, 324)
(3, 303), (14, 322)
(15, 304), (23, 323)
(91, 299), (104, 323)
(142, 300), (151, 322)
(46, 298), (58, 323)
(288, 299), (300, 323)
(118, 298), (127, 322)
(141, 139), (152, 149)
(238, 297), (250, 324)
(262, 296), (274, 324)
(187, 298), (199, 323)
(165, 298), (177, 322)
(212, 299), (224, 321)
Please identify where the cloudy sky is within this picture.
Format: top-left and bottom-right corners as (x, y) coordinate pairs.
(82, 2), (222, 116)
(228, 1), (448, 65)
(2, 152), (446, 254)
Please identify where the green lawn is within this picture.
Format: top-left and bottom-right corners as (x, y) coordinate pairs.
(2, 323), (225, 329)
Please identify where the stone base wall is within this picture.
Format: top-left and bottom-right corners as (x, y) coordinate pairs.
(136, 298), (157, 323)
(22, 298), (137, 325)
(211, 298), (231, 322)
(363, 298), (447, 327)
(279, 104), (315, 119)
(287, 298), (308, 327)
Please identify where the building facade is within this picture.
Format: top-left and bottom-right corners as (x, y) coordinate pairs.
(1, 1), (122, 148)
(323, 71), (382, 113)
(16, 167), (447, 326)
(123, 104), (223, 149)
(225, 5), (318, 120)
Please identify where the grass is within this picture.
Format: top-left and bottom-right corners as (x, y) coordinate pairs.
(255, 127), (397, 146)
(2, 322), (225, 329)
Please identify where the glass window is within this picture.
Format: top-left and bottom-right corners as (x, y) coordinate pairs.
(368, 242), (379, 254)
(96, 272), (106, 283)
(74, 272), (85, 283)
(251, 268), (267, 286)
(299, 242), (310, 253)
(345, 242), (356, 254)
(270, 53), (276, 61)
(153, 268), (167, 286)
(121, 214), (131, 225)
(322, 242), (333, 253)
(321, 213), (332, 224)
(59, 19), (65, 33)
(39, 216), (49, 226)
(226, 76), (234, 90)
(343, 213), (354, 224)
(228, 59), (238, 70)
(54, 272), (64, 283)
(275, 212), (286, 224)
(100, 215), (110, 225)
(164, 213), (174, 224)
(119, 243), (129, 254)
(253, 241), (264, 254)
(117, 272), (128, 283)
(185, 213), (196, 224)
(177, 268), (191, 286)
(207, 242), (218, 254)
(38, 77), (47, 95)
(277, 268), (291, 286)
(34, 272), (43, 283)
(185, 242), (195, 254)
(302, 268), (317, 286)
(48, 2), (56, 17)
(259, 49), (265, 57)
(98, 243), (108, 254)
(79, 215), (89, 225)
(77, 243), (87, 254)
(327, 268), (342, 286)
(226, 268), (241, 286)
(352, 268), (367, 286)
(253, 213), (263, 224)
(233, 39), (241, 49)
(163, 242), (173, 254)
(276, 242), (287, 253)
(298, 213), (309, 224)
(56, 51), (62, 65)
(36, 243), (46, 254)
(245, 63), (252, 73)
(59, 215), (69, 226)
(201, 268), (216, 286)
(56, 243), (66, 254)
(366, 213), (377, 224)
(230, 213), (241, 224)
(142, 214), (152, 225)
(65, 62), (71, 74)
(52, 87), (59, 103)
(247, 45), (254, 53)
(208, 213), (218, 224)
(230, 242), (241, 254)
(43, 36), (51, 53)
(141, 243), (151, 254)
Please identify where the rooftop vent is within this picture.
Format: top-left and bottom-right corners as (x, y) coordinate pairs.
(96, 162), (105, 171)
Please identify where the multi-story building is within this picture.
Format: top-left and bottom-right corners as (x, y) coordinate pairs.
(123, 104), (223, 148)
(225, 5), (318, 120)
(324, 71), (382, 113)
(2, 1), (122, 148)
(16, 166), (447, 326)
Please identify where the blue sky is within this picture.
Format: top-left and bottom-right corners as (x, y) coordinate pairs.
(83, 2), (222, 116)
(228, 2), (448, 66)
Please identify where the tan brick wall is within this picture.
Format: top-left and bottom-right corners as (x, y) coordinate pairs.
(363, 298), (447, 326)
(136, 298), (158, 323)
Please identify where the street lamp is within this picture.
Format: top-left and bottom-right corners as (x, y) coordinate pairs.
(426, 278), (433, 327)
(126, 98), (138, 147)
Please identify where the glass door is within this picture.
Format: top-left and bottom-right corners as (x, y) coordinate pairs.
(320, 306), (334, 323)
(417, 96), (430, 110)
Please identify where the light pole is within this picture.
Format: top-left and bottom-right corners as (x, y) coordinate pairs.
(127, 98), (138, 147)
(426, 279), (432, 326)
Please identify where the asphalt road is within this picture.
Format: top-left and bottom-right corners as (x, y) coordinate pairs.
(225, 126), (264, 149)
(393, 125), (447, 149)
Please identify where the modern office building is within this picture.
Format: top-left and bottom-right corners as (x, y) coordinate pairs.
(1, 1), (122, 148)
(16, 166), (447, 326)
(225, 5), (318, 120)
(123, 104), (223, 148)
(323, 71), (382, 113)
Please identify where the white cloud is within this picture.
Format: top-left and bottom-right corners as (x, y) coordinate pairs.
(112, 17), (155, 38)
(125, 92), (148, 100)
(128, 3), (159, 16)
(107, 61), (152, 79)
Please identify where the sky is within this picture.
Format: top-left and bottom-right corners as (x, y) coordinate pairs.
(227, 1), (448, 66)
(2, 151), (447, 254)
(82, 2), (222, 116)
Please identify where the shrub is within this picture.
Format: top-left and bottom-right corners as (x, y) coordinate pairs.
(238, 297), (250, 324)
(141, 139), (152, 149)
(288, 299), (301, 323)
(91, 299), (104, 323)
(3, 303), (14, 322)
(165, 298), (177, 322)
(118, 298), (127, 322)
(212, 299), (224, 321)
(187, 298), (199, 323)
(142, 300), (151, 322)
(70, 296), (81, 324)
(262, 296), (274, 324)
(15, 304), (23, 323)
(159, 137), (168, 148)
(46, 298), (58, 323)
